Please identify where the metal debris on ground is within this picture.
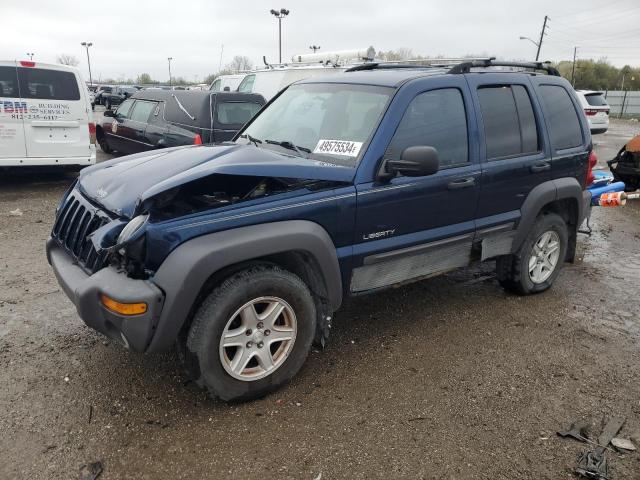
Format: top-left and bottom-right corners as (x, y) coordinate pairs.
(79, 460), (103, 480)
(9, 208), (23, 216)
(559, 417), (629, 480)
(611, 437), (636, 452)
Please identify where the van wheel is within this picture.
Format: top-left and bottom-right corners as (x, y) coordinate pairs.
(496, 213), (568, 295)
(184, 265), (316, 402)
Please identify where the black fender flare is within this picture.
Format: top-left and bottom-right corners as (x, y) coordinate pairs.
(513, 177), (589, 252)
(146, 220), (342, 353)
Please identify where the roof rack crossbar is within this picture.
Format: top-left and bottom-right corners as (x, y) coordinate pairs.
(448, 59), (560, 76)
(345, 57), (493, 72)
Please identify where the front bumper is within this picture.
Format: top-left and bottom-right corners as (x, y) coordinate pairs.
(46, 238), (164, 351)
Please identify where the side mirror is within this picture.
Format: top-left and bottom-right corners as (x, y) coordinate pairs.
(381, 146), (439, 179)
(103, 109), (114, 117)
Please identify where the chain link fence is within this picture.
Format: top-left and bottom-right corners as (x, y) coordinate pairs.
(603, 90), (640, 118)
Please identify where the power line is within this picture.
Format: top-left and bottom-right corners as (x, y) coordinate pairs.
(551, 0), (633, 20)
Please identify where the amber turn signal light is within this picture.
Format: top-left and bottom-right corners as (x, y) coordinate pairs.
(100, 294), (147, 315)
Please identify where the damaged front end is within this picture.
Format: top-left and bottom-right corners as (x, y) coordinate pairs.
(77, 173), (346, 280)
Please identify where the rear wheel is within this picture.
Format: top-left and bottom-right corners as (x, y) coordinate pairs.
(97, 130), (113, 153)
(497, 213), (568, 295)
(183, 265), (316, 402)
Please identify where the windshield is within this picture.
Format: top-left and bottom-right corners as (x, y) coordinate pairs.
(236, 83), (393, 167)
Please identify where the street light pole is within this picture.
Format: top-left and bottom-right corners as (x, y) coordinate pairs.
(309, 45), (321, 53)
(270, 8), (290, 63)
(80, 42), (93, 87)
(167, 57), (173, 87)
(26, 52), (34, 61)
(535, 15), (549, 61)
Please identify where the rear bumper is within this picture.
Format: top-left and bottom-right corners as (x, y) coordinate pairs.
(46, 238), (164, 351)
(0, 152), (96, 167)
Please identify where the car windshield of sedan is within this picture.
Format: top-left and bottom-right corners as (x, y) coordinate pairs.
(236, 83), (392, 167)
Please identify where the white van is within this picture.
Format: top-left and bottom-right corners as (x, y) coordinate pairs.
(237, 65), (347, 101)
(0, 60), (96, 168)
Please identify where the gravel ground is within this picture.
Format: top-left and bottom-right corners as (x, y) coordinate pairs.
(1, 120), (640, 479)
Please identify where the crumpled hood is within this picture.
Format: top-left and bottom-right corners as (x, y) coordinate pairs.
(78, 144), (355, 218)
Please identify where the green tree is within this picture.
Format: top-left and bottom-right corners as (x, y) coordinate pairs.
(136, 73), (154, 84)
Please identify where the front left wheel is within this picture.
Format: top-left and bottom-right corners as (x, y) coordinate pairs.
(184, 265), (316, 402)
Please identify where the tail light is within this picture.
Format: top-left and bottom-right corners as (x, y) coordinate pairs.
(88, 122), (96, 144)
(194, 134), (203, 145)
(584, 109), (598, 116)
(586, 150), (598, 186)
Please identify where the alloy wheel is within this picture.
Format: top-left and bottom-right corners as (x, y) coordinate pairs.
(219, 296), (297, 381)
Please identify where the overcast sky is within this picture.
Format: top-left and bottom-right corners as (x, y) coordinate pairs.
(3, 0), (639, 83)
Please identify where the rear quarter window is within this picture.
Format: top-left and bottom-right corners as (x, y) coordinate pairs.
(539, 85), (583, 150)
(238, 75), (255, 93)
(17, 67), (80, 100)
(216, 101), (262, 125)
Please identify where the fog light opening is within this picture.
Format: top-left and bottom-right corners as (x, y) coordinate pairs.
(100, 294), (148, 316)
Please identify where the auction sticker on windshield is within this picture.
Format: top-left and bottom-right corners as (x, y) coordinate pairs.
(314, 139), (363, 157)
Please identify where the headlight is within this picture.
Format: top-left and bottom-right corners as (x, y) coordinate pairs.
(117, 214), (149, 245)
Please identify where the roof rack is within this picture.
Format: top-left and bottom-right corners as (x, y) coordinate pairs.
(345, 57), (492, 73)
(448, 59), (560, 76)
(345, 58), (560, 77)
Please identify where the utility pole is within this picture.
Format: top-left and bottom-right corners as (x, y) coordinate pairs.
(80, 42), (93, 87)
(535, 15), (548, 61)
(167, 57), (173, 87)
(270, 8), (290, 63)
(219, 44), (224, 71)
(309, 45), (321, 53)
(570, 47), (578, 87)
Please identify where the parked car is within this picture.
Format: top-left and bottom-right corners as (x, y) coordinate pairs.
(102, 86), (137, 110)
(0, 60), (96, 169)
(96, 89), (265, 155)
(93, 85), (113, 106)
(576, 90), (610, 134)
(47, 60), (594, 401)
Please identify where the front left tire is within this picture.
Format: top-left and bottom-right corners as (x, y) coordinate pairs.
(184, 265), (316, 402)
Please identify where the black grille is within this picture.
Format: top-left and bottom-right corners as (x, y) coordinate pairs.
(52, 192), (112, 274)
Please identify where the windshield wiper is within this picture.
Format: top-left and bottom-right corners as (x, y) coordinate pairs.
(265, 139), (311, 158)
(239, 133), (262, 147)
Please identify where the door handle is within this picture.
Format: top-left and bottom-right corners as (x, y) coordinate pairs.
(447, 177), (476, 190)
(530, 161), (551, 173)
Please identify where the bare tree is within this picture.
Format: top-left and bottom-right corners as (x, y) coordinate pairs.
(56, 54), (80, 66)
(226, 55), (253, 73)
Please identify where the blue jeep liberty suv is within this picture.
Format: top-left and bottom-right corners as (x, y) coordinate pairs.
(47, 59), (595, 401)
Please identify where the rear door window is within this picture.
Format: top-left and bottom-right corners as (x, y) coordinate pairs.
(0, 66), (20, 97)
(477, 85), (539, 160)
(386, 88), (468, 168)
(216, 101), (262, 125)
(129, 100), (156, 123)
(539, 85), (583, 150)
(17, 67), (80, 100)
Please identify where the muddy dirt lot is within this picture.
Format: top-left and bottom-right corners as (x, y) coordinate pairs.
(1, 120), (640, 479)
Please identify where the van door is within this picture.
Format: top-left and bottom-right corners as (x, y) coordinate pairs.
(0, 62), (27, 160)
(17, 64), (91, 160)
